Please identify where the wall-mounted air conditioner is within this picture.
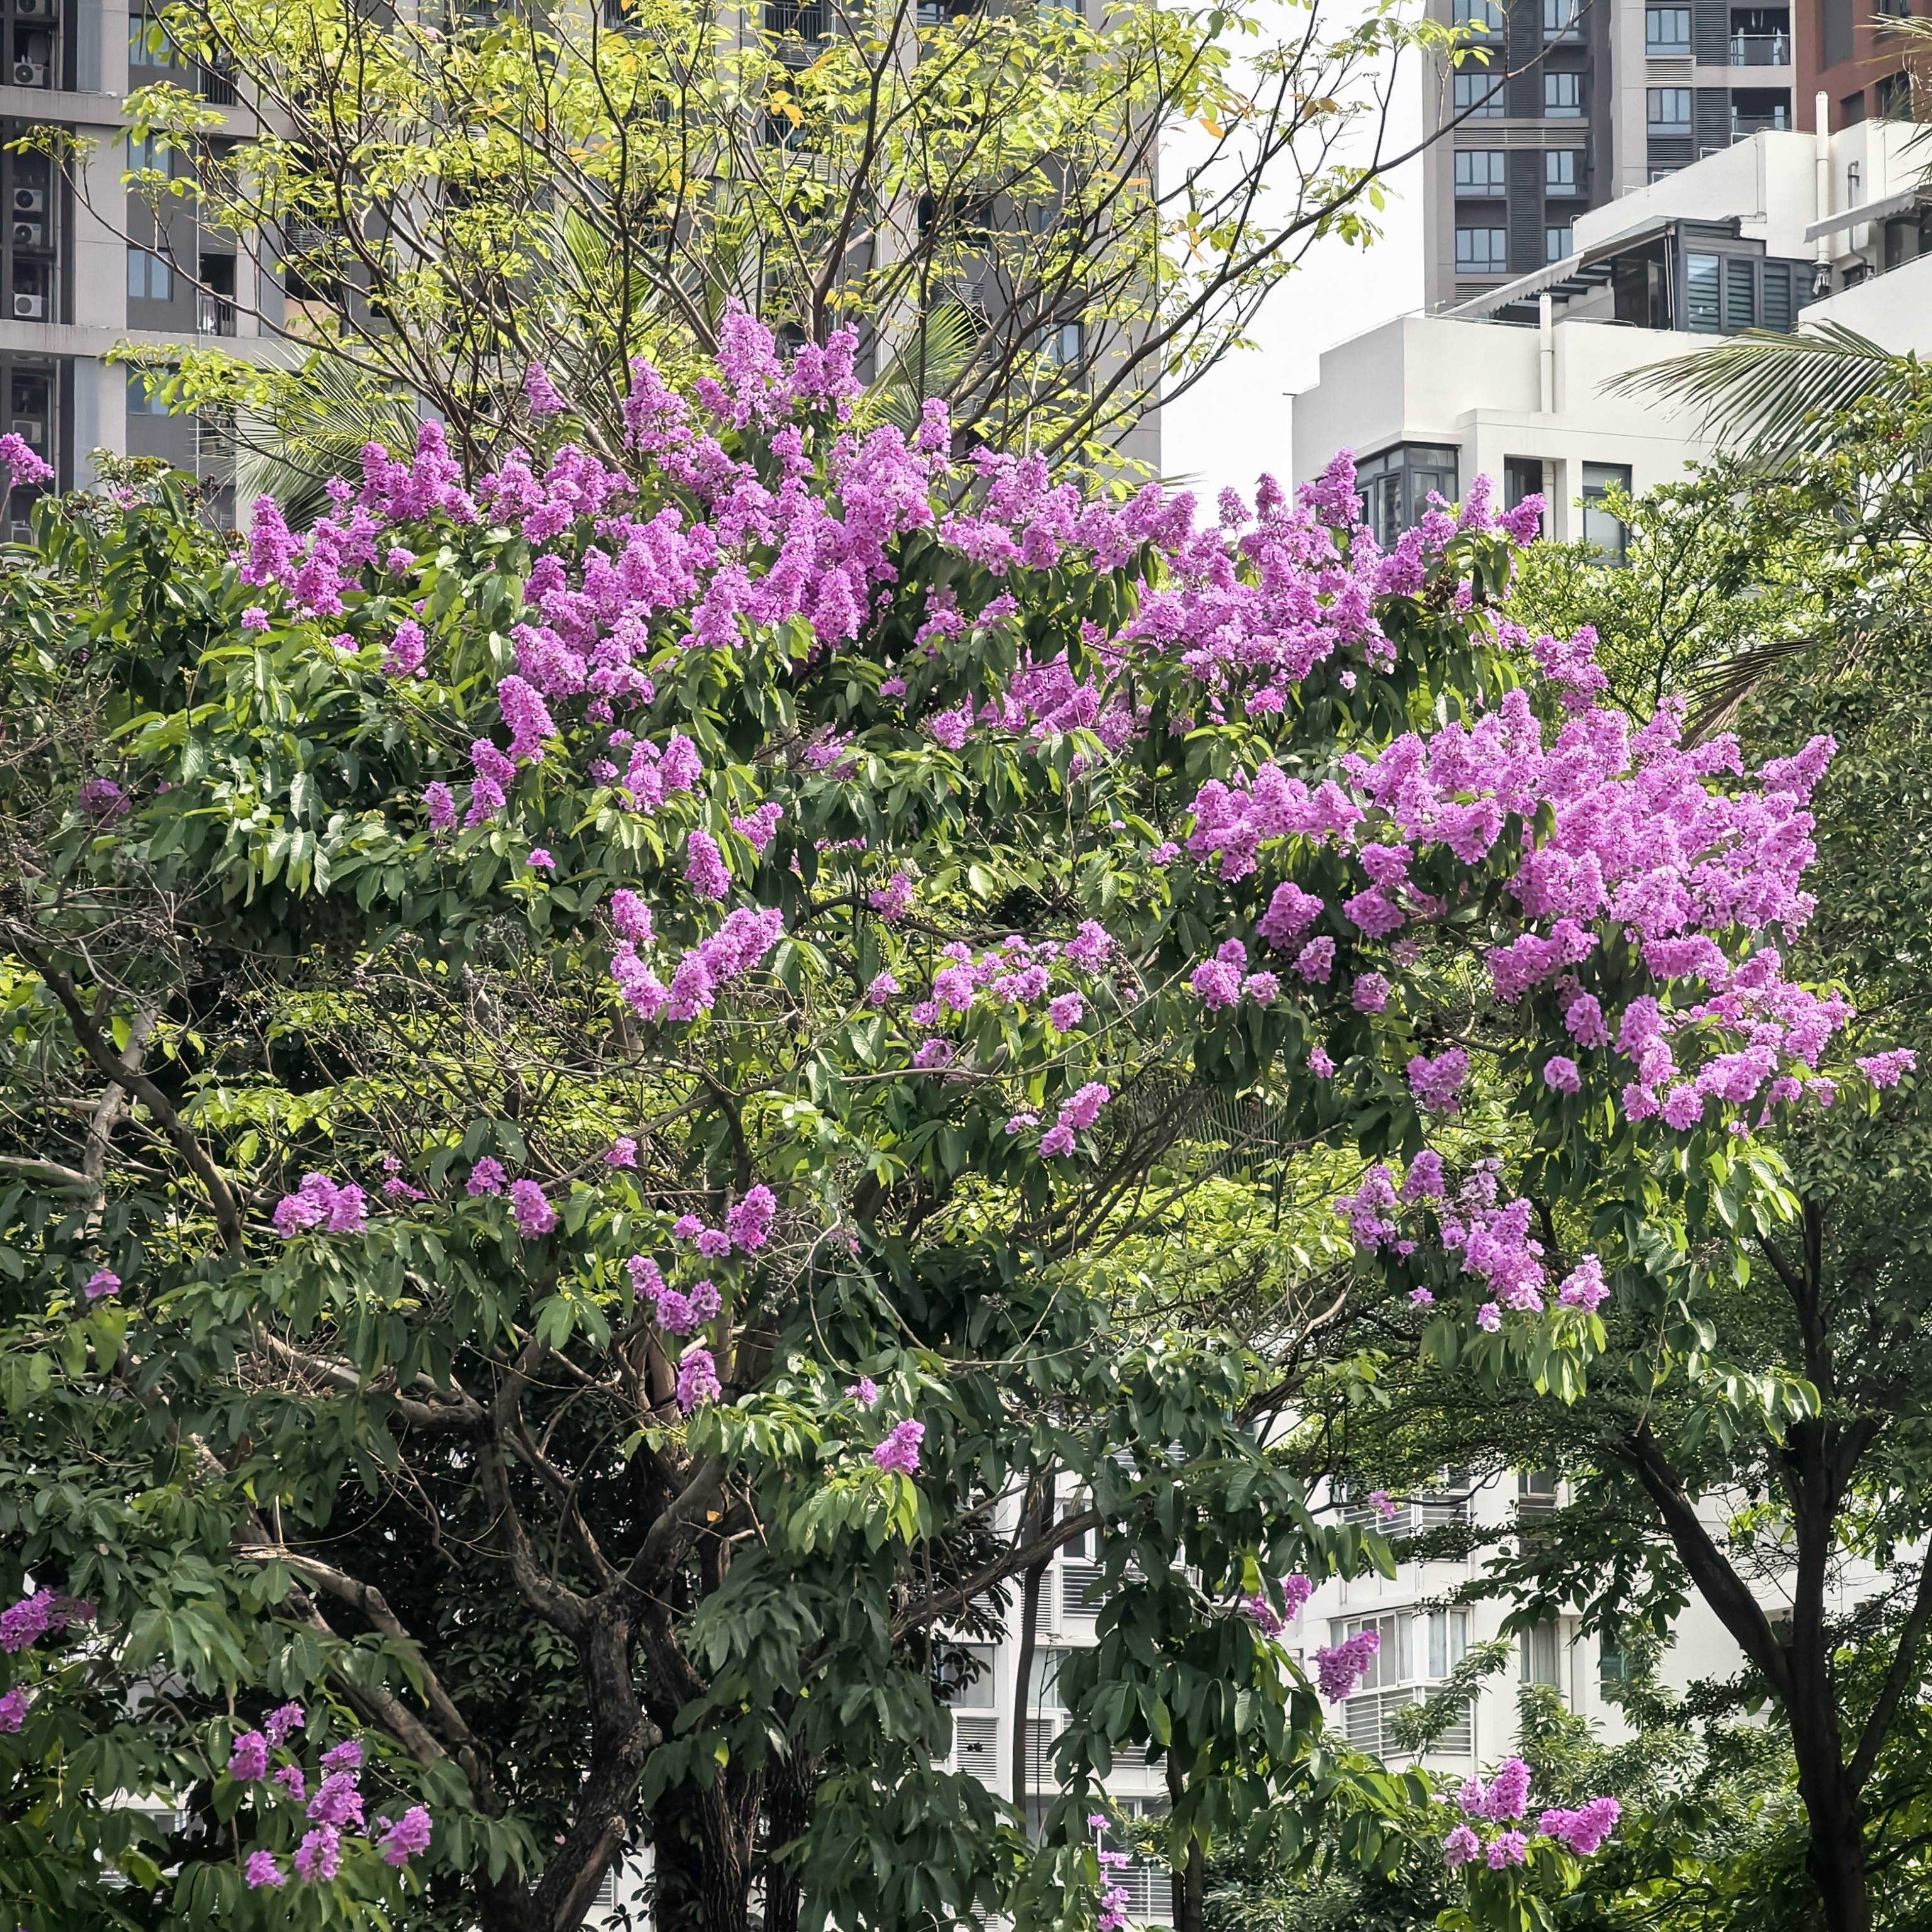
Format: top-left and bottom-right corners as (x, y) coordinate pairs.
(14, 0), (57, 19)
(11, 417), (42, 444)
(13, 188), (42, 214)
(12, 60), (46, 86)
(11, 221), (41, 247)
(13, 292), (44, 318)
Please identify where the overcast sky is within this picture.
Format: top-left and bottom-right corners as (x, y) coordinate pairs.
(1161, 18), (1426, 504)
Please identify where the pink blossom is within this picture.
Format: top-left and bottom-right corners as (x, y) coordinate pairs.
(380, 1804), (434, 1866)
(265, 1702), (305, 1746)
(846, 1376), (880, 1406)
(725, 1185), (776, 1250)
(1543, 1055), (1582, 1094)
(295, 1825), (342, 1882)
(307, 1770), (365, 1829)
(1308, 1046), (1335, 1078)
(241, 606), (270, 633)
(1486, 1831), (1528, 1869)
(675, 1347), (721, 1413)
(228, 1731), (269, 1780)
(425, 782), (456, 831)
(684, 831), (731, 899)
(1407, 1049), (1468, 1115)
(872, 1418), (925, 1475)
(1048, 991), (1085, 1030)
(1557, 1255), (1609, 1310)
(606, 1138), (638, 1168)
(509, 1179), (557, 1236)
(1040, 1123), (1076, 1157)
(466, 1157), (506, 1197)
(1442, 1824), (1480, 1868)
(1004, 1113), (1040, 1135)
(84, 1268), (119, 1301)
(245, 1852), (286, 1889)
(1477, 1302), (1501, 1332)
(1858, 1048), (1915, 1088)
(610, 890), (655, 944)
(1314, 1629), (1379, 1700)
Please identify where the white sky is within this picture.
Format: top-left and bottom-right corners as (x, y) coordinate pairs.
(1161, 13), (1427, 503)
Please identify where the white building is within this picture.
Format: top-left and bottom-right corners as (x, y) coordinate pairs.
(1296, 107), (1932, 546)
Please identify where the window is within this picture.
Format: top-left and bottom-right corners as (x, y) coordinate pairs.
(128, 8), (179, 69)
(127, 245), (172, 303)
(1454, 70), (1506, 116)
(1545, 150), (1582, 194)
(1453, 0), (1504, 34)
(1454, 150), (1507, 196)
(1582, 463), (1632, 564)
(1336, 1611), (1475, 1756)
(125, 370), (172, 416)
(1041, 320), (1082, 367)
(1545, 72), (1584, 116)
(1877, 70), (1911, 118)
(1645, 5), (1690, 48)
(1546, 225), (1574, 262)
(1504, 456), (1545, 536)
(1521, 1620), (1565, 1688)
(1541, 0), (1580, 36)
(1761, 258), (1794, 330)
(1518, 1468), (1561, 1509)
(1599, 1633), (1633, 1697)
(1685, 249), (1721, 329)
(1647, 86), (1691, 128)
(935, 1643), (996, 1707)
(1455, 226), (1508, 272)
(1726, 256), (1755, 329)
(1357, 444), (1460, 547)
(1027, 1648), (1074, 1709)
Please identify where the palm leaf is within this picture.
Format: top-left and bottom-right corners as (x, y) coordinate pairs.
(867, 302), (979, 433)
(235, 357), (417, 526)
(1679, 636), (1813, 745)
(1608, 324), (1916, 467)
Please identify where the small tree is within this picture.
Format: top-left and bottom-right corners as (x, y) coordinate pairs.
(0, 340), (1857, 1932)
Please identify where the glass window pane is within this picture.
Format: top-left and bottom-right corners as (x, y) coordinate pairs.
(1685, 252), (1721, 330)
(128, 247), (145, 300)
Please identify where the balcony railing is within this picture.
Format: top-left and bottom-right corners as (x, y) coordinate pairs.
(1732, 108), (1790, 136)
(196, 294), (236, 335)
(1728, 31), (1789, 63)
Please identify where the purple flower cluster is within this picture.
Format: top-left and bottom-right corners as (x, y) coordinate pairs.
(1443, 1760), (1619, 1872)
(232, 1706), (433, 1889)
(675, 1347), (721, 1413)
(611, 906), (784, 1026)
(508, 1178), (557, 1237)
(272, 1172), (367, 1238)
(1, 1590), (94, 1654)
(872, 1418), (924, 1476)
(1313, 1628), (1379, 1701)
(1241, 1572), (1313, 1635)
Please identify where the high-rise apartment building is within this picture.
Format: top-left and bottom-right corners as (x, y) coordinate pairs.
(0, 3), (265, 532)
(1424, 0), (1800, 311)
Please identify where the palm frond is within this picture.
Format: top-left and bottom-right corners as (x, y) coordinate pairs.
(1679, 636), (1813, 744)
(867, 303), (979, 433)
(1607, 325), (1916, 467)
(235, 357), (416, 525)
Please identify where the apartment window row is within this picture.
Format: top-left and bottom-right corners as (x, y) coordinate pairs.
(1453, 150), (1584, 196)
(1448, 72), (1585, 118)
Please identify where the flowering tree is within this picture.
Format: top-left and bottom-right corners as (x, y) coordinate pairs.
(0, 319), (1877, 1931)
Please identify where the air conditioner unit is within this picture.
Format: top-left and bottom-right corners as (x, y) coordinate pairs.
(11, 220), (40, 248)
(13, 292), (43, 318)
(11, 417), (42, 444)
(14, 0), (55, 19)
(13, 188), (42, 214)
(12, 60), (45, 86)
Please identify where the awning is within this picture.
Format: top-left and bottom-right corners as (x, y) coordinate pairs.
(1443, 216), (1677, 321)
(1804, 187), (1921, 242)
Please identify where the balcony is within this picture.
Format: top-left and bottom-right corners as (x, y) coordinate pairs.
(1728, 31), (1789, 62)
(1732, 106), (1790, 136)
(196, 294), (236, 336)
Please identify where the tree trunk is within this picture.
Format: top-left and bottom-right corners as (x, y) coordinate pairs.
(1165, 1754), (1203, 1932)
(1010, 1484), (1052, 1822)
(759, 1742), (814, 1932)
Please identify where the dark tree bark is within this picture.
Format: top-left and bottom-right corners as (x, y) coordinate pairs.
(1165, 1753), (1204, 1932)
(1009, 1482), (1052, 1820)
